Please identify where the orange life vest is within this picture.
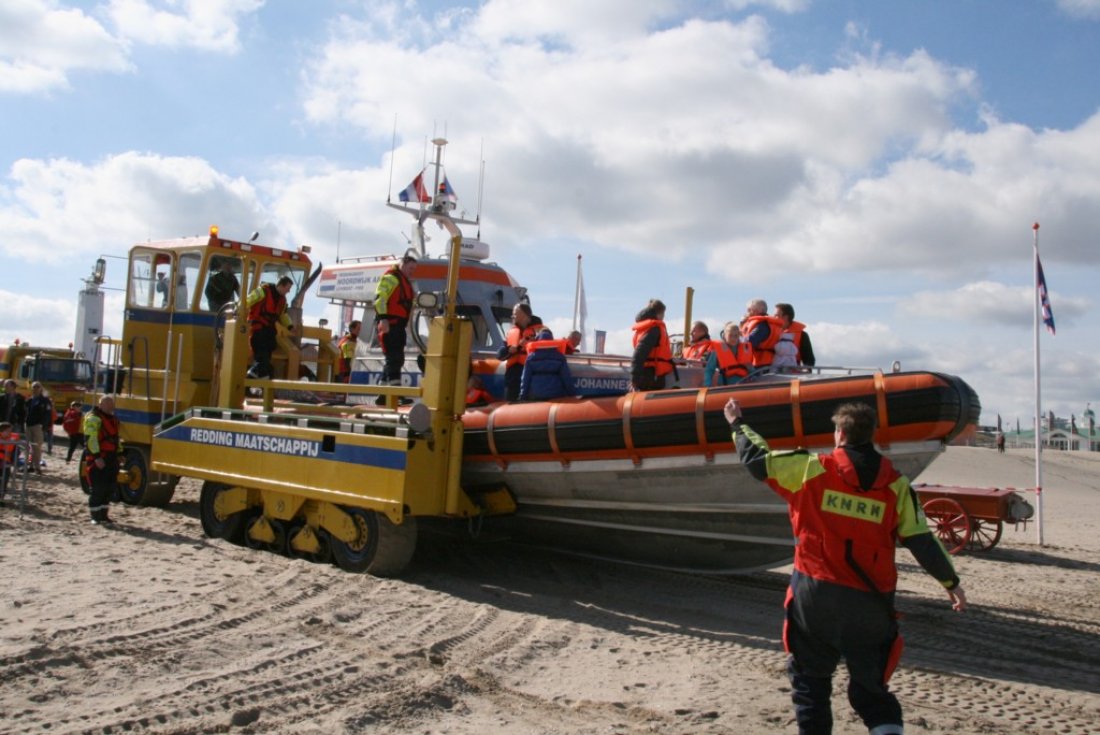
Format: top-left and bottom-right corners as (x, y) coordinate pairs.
(632, 319), (674, 378)
(713, 341), (752, 382)
(85, 408), (120, 462)
(740, 315), (785, 366)
(465, 387), (494, 406)
(1, 432), (21, 464)
(248, 284), (287, 334)
(525, 339), (569, 355)
(682, 338), (713, 361)
(785, 321), (807, 363)
(379, 266), (415, 321)
(336, 333), (357, 380)
(505, 324), (540, 368)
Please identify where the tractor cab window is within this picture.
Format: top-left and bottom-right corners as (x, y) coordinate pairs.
(256, 261), (308, 301)
(177, 251), (202, 311)
(129, 251), (173, 310)
(203, 254), (242, 312)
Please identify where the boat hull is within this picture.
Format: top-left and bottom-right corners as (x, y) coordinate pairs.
(461, 371), (980, 573)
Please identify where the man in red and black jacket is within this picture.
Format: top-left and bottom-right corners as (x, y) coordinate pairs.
(725, 399), (966, 735)
(83, 395), (123, 525)
(373, 255), (417, 391)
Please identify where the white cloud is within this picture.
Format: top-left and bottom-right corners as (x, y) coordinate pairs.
(105, 0), (264, 53)
(899, 280), (1090, 329)
(0, 0), (130, 94)
(0, 152), (273, 263)
(1056, 0), (1100, 19)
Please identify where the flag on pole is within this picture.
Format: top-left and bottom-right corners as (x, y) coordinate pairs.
(398, 172), (430, 203)
(573, 255), (588, 352)
(1037, 257), (1056, 335)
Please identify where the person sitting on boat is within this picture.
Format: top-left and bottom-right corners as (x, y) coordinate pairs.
(703, 322), (752, 386)
(631, 299), (676, 391)
(740, 298), (785, 368)
(681, 321), (714, 361)
(565, 330), (583, 354)
(465, 375), (495, 407)
(498, 303), (540, 401)
(725, 398), (965, 735)
(772, 302), (815, 370)
(520, 329), (576, 401)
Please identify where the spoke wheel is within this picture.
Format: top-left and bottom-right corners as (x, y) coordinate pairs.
(330, 507), (417, 577)
(199, 481), (245, 541)
(923, 498), (971, 555)
(967, 518), (1003, 552)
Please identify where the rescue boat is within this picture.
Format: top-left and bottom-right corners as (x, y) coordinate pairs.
(459, 369), (980, 573)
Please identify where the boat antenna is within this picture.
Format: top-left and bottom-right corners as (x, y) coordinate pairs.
(385, 113), (397, 203)
(335, 220), (342, 262)
(476, 139), (485, 239)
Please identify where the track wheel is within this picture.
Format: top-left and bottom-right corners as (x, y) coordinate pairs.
(118, 446), (178, 507)
(200, 481), (246, 541)
(967, 518), (1003, 552)
(330, 507), (417, 577)
(923, 498), (971, 555)
(286, 521), (327, 563)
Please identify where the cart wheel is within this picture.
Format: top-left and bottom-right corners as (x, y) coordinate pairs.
(923, 498), (971, 555)
(967, 518), (1003, 552)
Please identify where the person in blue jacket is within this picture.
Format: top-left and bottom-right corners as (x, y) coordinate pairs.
(519, 329), (576, 401)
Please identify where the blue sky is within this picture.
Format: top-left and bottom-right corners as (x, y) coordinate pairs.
(2, 0), (1099, 430)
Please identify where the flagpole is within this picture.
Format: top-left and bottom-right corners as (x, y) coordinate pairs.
(573, 254), (582, 332)
(1033, 222), (1044, 546)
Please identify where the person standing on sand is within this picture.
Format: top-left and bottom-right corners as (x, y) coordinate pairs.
(725, 398), (966, 735)
(83, 395), (123, 525)
(996, 433), (1006, 453)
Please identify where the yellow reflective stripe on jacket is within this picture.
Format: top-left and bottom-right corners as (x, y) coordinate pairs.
(83, 413), (102, 455)
(374, 273), (399, 315)
(739, 423), (826, 492)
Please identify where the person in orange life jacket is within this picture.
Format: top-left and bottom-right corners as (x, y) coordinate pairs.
(62, 401), (85, 462)
(681, 321), (714, 361)
(465, 375), (494, 407)
(631, 299), (675, 391)
(498, 302), (540, 401)
(703, 322), (752, 386)
(565, 330), (582, 355)
(245, 276), (295, 379)
(725, 399), (966, 735)
(83, 395), (125, 525)
(520, 329), (577, 401)
(740, 298), (785, 367)
(0, 421), (21, 503)
(336, 320), (361, 383)
(374, 254), (418, 389)
(773, 302), (816, 370)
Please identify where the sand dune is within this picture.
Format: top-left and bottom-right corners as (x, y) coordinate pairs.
(2, 446), (1099, 734)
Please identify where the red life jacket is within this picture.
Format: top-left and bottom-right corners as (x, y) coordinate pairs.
(62, 408), (83, 435)
(776, 448), (905, 594)
(1, 432), (21, 464)
(631, 319), (674, 377)
(713, 340), (752, 382)
(379, 266), (415, 321)
(465, 387), (494, 406)
(740, 315), (785, 366)
(248, 284), (286, 334)
(505, 324), (540, 368)
(86, 408), (120, 462)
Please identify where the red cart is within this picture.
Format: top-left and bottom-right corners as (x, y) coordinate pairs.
(913, 484), (1035, 555)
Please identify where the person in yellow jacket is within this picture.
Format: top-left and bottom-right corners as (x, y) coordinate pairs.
(83, 395), (124, 525)
(726, 398), (966, 735)
(245, 276), (294, 379)
(373, 255), (418, 393)
(336, 320), (361, 383)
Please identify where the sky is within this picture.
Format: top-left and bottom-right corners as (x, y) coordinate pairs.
(2, 0), (1099, 430)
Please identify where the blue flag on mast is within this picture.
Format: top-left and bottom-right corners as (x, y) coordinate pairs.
(1037, 257), (1056, 335)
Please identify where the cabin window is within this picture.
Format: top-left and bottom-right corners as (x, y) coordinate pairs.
(129, 251), (172, 310)
(177, 251), (202, 311)
(257, 262), (308, 300)
(203, 254), (242, 311)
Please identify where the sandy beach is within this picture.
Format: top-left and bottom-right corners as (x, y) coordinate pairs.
(2, 445), (1099, 734)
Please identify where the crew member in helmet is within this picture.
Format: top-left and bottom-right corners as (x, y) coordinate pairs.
(631, 299), (675, 391)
